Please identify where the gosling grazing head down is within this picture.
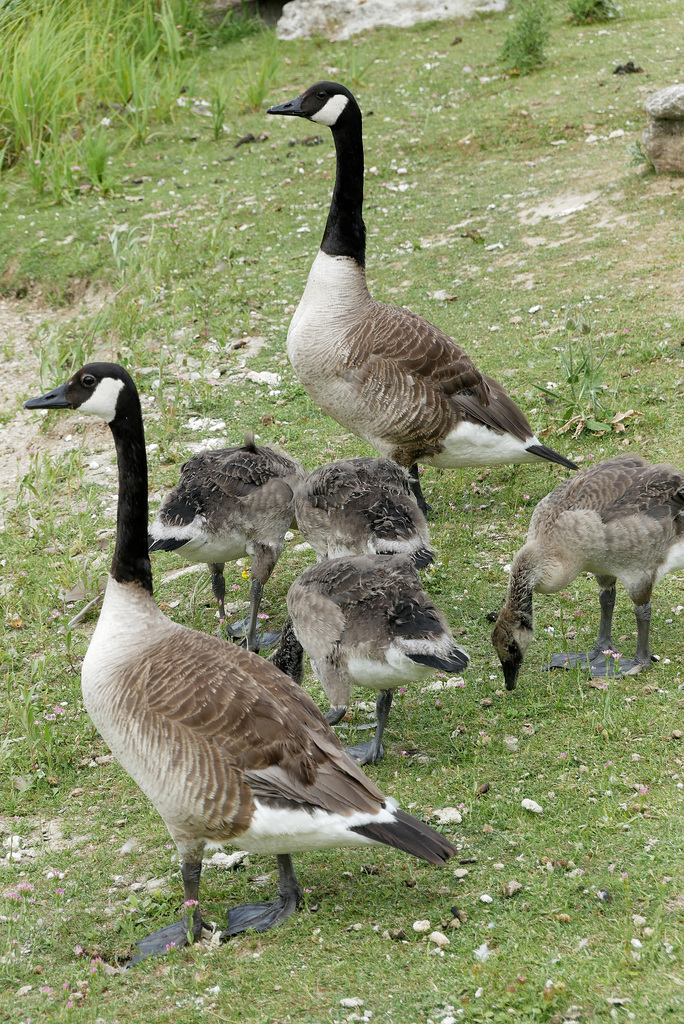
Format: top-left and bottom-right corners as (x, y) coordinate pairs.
(491, 455), (684, 688)
(24, 363), (457, 965)
(267, 82), (576, 515)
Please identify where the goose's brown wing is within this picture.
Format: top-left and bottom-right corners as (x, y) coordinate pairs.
(347, 303), (488, 400)
(139, 626), (386, 820)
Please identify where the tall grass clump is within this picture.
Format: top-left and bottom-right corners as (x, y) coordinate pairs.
(0, 0), (262, 194)
(567, 0), (619, 22)
(499, 0), (552, 75)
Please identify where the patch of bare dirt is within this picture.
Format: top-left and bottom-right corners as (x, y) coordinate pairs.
(0, 282), (114, 504)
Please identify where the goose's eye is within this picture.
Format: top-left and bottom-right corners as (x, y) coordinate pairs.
(317, 91), (327, 98)
(82, 374), (96, 388)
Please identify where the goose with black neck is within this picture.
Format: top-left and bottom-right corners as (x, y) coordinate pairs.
(268, 82), (576, 513)
(24, 363), (458, 965)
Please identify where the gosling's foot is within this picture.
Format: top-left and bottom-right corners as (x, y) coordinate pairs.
(226, 618), (282, 652)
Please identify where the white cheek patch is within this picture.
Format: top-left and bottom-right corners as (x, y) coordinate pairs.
(79, 377), (125, 422)
(310, 94), (349, 126)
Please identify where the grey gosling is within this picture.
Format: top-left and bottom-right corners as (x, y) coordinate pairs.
(148, 435), (305, 651)
(296, 456), (433, 567)
(286, 553), (469, 764)
(25, 364), (457, 965)
(267, 82), (576, 513)
(491, 454), (684, 688)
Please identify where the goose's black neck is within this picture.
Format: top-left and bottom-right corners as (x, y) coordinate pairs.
(109, 393), (153, 594)
(322, 104), (366, 267)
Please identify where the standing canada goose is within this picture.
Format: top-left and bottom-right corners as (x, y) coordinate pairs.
(296, 456), (433, 567)
(267, 82), (576, 513)
(24, 364), (457, 963)
(491, 455), (684, 689)
(286, 553), (469, 765)
(148, 436), (305, 651)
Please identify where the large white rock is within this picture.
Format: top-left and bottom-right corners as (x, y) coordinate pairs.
(642, 85), (684, 174)
(277, 0), (508, 41)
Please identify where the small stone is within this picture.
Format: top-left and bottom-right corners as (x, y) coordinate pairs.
(643, 927), (654, 937)
(503, 735), (519, 752)
(479, 893), (493, 904)
(17, 986), (32, 997)
(428, 930), (450, 948)
(631, 937), (643, 949)
(412, 919), (431, 933)
(434, 807), (462, 825)
(120, 838), (139, 854)
(632, 914), (647, 927)
(521, 798), (543, 814)
(493, 862), (504, 870)
(521, 723), (535, 736)
(454, 868), (469, 879)
(505, 880), (523, 898)
(557, 913), (571, 923)
(340, 997), (365, 1008)
(447, 917), (461, 929)
(672, 730), (682, 740)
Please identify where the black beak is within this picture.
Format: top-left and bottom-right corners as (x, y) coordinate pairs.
(24, 381), (71, 410)
(267, 95), (306, 118)
(502, 661), (520, 691)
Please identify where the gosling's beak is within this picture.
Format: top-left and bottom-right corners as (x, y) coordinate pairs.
(502, 661), (521, 691)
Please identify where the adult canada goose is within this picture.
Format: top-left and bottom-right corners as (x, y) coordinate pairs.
(285, 553), (469, 765)
(148, 436), (305, 651)
(296, 456), (433, 567)
(267, 82), (576, 513)
(24, 364), (457, 963)
(491, 455), (684, 689)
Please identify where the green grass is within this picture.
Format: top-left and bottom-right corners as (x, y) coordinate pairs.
(2, 1), (684, 1021)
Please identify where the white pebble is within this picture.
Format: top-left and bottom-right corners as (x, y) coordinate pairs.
(632, 914), (647, 927)
(340, 997), (365, 1008)
(434, 807), (462, 825)
(453, 868), (469, 878)
(631, 938), (642, 949)
(521, 798), (543, 814)
(412, 919), (431, 932)
(479, 894), (493, 904)
(120, 838), (139, 854)
(428, 931), (450, 948)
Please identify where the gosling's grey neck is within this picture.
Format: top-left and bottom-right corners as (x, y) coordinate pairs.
(505, 546), (544, 630)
